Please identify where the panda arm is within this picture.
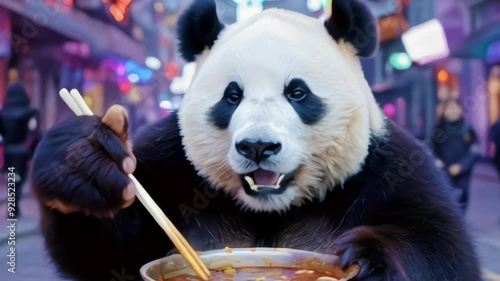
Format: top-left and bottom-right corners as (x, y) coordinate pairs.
(332, 125), (481, 281)
(40, 112), (197, 281)
(333, 195), (480, 281)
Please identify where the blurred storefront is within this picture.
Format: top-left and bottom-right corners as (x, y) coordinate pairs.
(361, 0), (500, 157)
(360, 0), (442, 141)
(464, 0), (500, 123)
(446, 0), (500, 156)
(0, 0), (168, 134)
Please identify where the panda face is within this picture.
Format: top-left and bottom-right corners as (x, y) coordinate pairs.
(178, 6), (385, 212)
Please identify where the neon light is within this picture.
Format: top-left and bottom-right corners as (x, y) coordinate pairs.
(402, 19), (449, 65)
(110, 0), (132, 22)
(160, 100), (172, 109)
(389, 52), (412, 70)
(119, 80), (133, 93)
(110, 4), (125, 22)
(437, 69), (449, 83)
(145, 56), (161, 70)
(307, 0), (324, 12)
(383, 103), (396, 118)
(128, 73), (140, 83)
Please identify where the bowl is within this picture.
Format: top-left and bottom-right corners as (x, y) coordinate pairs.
(140, 247), (359, 281)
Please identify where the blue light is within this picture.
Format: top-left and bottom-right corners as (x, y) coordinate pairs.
(125, 60), (153, 83)
(137, 68), (153, 81)
(125, 60), (141, 73)
(389, 52), (412, 70)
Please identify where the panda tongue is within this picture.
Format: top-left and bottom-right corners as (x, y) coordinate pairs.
(253, 169), (279, 186)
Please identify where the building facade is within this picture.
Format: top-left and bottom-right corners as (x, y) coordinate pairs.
(0, 0), (156, 133)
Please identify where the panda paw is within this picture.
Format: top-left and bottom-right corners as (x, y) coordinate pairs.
(332, 226), (394, 281)
(32, 105), (137, 218)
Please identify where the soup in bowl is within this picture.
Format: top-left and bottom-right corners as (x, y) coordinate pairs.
(140, 247), (359, 281)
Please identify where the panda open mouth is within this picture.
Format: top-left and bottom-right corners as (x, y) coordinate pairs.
(241, 169), (293, 195)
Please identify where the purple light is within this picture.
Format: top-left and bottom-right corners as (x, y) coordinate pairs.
(102, 59), (127, 77)
(383, 103), (396, 118)
(116, 64), (126, 76)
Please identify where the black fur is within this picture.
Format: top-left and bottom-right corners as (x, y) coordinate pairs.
(32, 112), (481, 281)
(324, 0), (378, 57)
(284, 78), (326, 125)
(177, 0), (225, 62)
(32, 116), (130, 215)
(208, 81), (243, 129)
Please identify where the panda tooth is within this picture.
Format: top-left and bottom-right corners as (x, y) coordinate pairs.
(244, 175), (286, 191)
(244, 176), (255, 186)
(244, 176), (258, 190)
(276, 174), (285, 186)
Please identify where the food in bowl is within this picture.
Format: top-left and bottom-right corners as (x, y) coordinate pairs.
(163, 265), (357, 280)
(141, 248), (358, 281)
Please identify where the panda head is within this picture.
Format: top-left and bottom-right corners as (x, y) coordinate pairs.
(177, 0), (386, 212)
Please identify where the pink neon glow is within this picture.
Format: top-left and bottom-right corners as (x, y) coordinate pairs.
(383, 103), (396, 118)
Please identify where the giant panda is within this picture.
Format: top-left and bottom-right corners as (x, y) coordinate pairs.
(31, 0), (481, 280)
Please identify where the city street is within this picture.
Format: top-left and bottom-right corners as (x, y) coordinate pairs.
(0, 161), (499, 281)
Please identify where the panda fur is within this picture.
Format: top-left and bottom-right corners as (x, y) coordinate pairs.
(32, 0), (481, 280)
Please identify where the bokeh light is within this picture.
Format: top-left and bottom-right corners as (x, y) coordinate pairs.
(383, 103), (396, 118)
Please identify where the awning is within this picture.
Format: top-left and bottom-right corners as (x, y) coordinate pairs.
(0, 0), (147, 64)
(451, 21), (500, 59)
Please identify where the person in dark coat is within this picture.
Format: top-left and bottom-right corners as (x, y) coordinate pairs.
(0, 83), (40, 218)
(490, 119), (500, 175)
(432, 99), (479, 213)
(489, 118), (500, 225)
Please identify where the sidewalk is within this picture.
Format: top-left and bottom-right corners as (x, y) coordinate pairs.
(0, 177), (38, 244)
(465, 161), (500, 280)
(0, 193), (66, 281)
(0, 162), (499, 281)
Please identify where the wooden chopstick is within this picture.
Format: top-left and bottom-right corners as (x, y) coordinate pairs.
(58, 88), (211, 280)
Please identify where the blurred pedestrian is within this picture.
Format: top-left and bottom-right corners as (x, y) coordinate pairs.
(489, 118), (500, 224)
(432, 99), (480, 213)
(0, 82), (40, 218)
(490, 119), (500, 176)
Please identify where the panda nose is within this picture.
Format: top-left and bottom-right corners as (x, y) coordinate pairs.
(235, 140), (282, 163)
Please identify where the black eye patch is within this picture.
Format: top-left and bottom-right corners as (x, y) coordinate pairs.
(284, 78), (326, 125)
(208, 82), (243, 129)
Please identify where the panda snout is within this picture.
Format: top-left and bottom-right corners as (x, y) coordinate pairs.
(235, 139), (282, 164)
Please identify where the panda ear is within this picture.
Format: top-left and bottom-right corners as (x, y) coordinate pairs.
(324, 0), (378, 57)
(177, 0), (225, 62)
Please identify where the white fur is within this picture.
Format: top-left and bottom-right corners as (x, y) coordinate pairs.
(178, 8), (385, 212)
